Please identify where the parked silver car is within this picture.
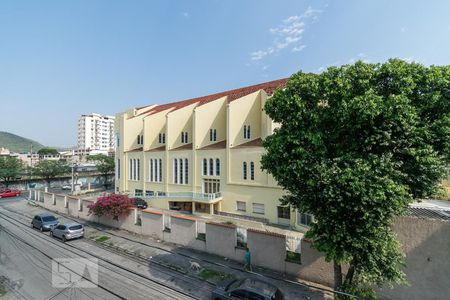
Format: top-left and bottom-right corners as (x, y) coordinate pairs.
(31, 213), (59, 231)
(50, 223), (84, 242)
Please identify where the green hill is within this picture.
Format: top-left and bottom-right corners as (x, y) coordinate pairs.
(0, 131), (45, 153)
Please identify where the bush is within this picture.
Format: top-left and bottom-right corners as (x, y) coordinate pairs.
(87, 194), (133, 220)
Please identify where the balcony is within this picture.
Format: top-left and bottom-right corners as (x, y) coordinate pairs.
(135, 191), (223, 203)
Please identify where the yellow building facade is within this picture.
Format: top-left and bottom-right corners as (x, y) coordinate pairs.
(115, 79), (312, 230)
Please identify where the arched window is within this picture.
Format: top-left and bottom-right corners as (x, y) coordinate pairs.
(215, 158), (220, 176)
(173, 159), (178, 184)
(203, 158), (207, 176)
(185, 158), (189, 184)
(209, 158), (214, 176)
(243, 162), (247, 180)
(159, 159), (162, 182)
(250, 162), (255, 180)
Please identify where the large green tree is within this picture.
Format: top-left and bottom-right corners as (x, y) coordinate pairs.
(87, 154), (115, 188)
(32, 160), (70, 187)
(0, 156), (24, 187)
(261, 60), (450, 297)
(37, 147), (59, 156)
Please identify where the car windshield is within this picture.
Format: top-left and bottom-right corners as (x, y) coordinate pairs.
(69, 225), (82, 230)
(42, 216), (56, 222)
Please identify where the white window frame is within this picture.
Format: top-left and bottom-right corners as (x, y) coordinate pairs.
(252, 203), (265, 215)
(236, 201), (246, 212)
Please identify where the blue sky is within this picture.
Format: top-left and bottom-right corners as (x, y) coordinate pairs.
(1, 0), (450, 147)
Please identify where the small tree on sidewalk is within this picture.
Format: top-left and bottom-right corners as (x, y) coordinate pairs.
(87, 194), (133, 220)
(0, 156), (24, 187)
(31, 160), (70, 188)
(87, 154), (115, 188)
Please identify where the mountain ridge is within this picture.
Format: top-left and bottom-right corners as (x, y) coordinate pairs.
(0, 131), (45, 153)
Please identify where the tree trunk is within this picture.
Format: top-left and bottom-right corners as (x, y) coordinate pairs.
(334, 261), (343, 291)
(344, 261), (356, 285)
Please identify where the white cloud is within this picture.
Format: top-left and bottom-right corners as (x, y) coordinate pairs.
(250, 6), (322, 61)
(292, 45), (306, 52)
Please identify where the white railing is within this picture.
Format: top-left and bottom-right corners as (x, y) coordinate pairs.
(133, 191), (222, 202)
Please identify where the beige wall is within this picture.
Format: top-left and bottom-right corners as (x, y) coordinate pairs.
(228, 91), (261, 148)
(143, 110), (170, 150)
(193, 97), (227, 149)
(167, 103), (197, 150)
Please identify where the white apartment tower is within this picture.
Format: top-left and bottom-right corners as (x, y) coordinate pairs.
(77, 113), (115, 151)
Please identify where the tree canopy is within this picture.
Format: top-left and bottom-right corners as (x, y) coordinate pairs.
(0, 156), (24, 187)
(37, 147), (59, 156)
(32, 160), (70, 186)
(261, 60), (450, 297)
(87, 154), (115, 187)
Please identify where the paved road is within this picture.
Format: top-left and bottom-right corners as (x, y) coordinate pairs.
(0, 196), (212, 300)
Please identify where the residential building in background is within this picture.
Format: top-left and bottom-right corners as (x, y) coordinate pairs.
(115, 79), (313, 230)
(77, 113), (115, 151)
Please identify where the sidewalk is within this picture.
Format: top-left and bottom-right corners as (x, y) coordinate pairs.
(78, 218), (333, 300)
(20, 198), (334, 299)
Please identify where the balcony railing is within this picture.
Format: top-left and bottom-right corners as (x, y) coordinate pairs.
(133, 191), (222, 202)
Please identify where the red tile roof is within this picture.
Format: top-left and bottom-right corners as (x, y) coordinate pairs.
(135, 78), (288, 118)
(170, 143), (193, 151)
(198, 140), (227, 150)
(232, 138), (262, 148)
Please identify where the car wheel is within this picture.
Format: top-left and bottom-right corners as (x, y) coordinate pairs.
(62, 235), (66, 243)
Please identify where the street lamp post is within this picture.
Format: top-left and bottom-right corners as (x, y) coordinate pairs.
(71, 163), (79, 194)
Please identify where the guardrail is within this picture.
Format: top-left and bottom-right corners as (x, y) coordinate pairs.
(132, 191), (222, 202)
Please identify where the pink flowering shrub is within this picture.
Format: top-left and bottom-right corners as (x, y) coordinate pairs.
(87, 194), (133, 220)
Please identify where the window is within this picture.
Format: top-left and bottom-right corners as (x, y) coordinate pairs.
(158, 133), (166, 144)
(202, 158), (207, 176)
(149, 159), (154, 182)
(252, 203), (265, 215)
(209, 158), (214, 176)
(184, 158), (189, 184)
(137, 159), (140, 180)
(277, 206), (291, 219)
(174, 159), (178, 184)
(173, 158), (188, 184)
(135, 189), (143, 197)
(243, 162), (247, 180)
(215, 158), (220, 176)
(116, 134), (120, 147)
(209, 129), (217, 142)
(181, 132), (188, 143)
(159, 159), (162, 182)
(244, 125), (251, 139)
(236, 201), (246, 212)
(137, 135), (144, 145)
(203, 179), (220, 193)
(145, 190), (154, 197)
(179, 159), (183, 184)
(117, 159), (120, 179)
(250, 161), (255, 180)
(298, 212), (313, 227)
(159, 133), (166, 144)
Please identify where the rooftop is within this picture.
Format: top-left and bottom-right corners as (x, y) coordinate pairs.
(134, 78), (289, 118)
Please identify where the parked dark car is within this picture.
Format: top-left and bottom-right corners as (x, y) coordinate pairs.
(132, 197), (148, 209)
(211, 278), (284, 300)
(31, 213), (59, 231)
(50, 223), (84, 242)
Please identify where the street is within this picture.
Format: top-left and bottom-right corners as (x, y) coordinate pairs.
(0, 196), (213, 300)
